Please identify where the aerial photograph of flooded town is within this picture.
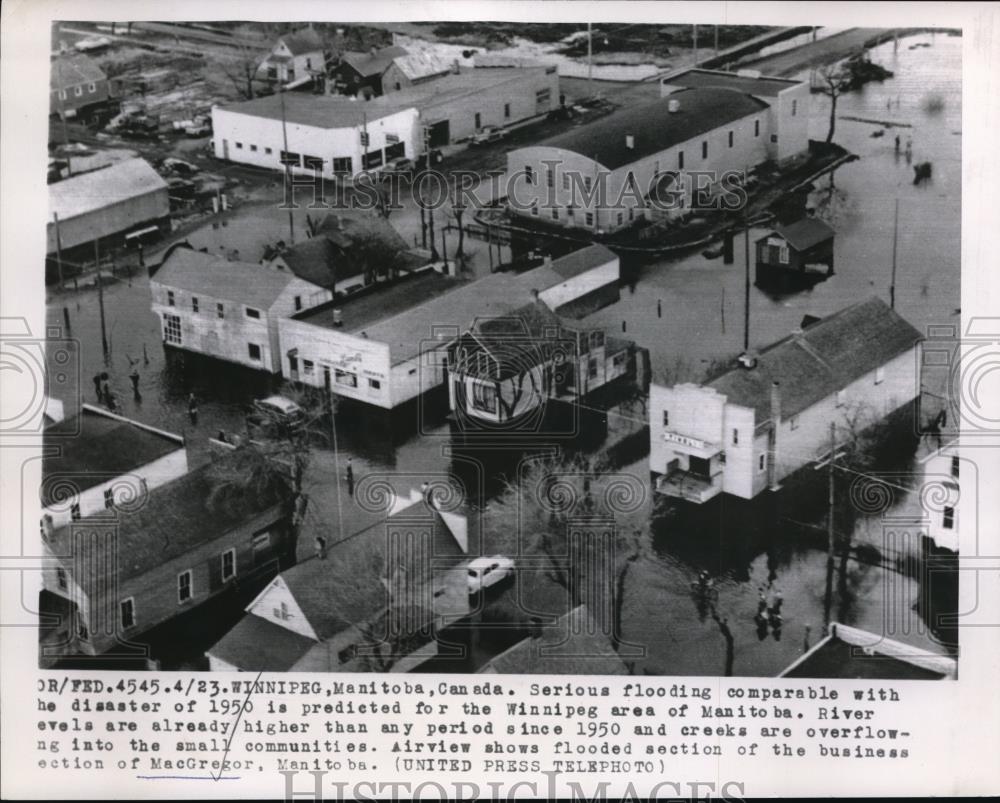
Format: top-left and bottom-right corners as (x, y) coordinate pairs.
(39, 20), (961, 679)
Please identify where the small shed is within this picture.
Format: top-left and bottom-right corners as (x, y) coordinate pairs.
(755, 217), (835, 286)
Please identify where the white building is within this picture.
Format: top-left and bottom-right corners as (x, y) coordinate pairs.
(921, 440), (960, 553)
(507, 87), (773, 234)
(258, 27), (325, 85)
(659, 68), (810, 165)
(40, 405), (187, 531)
(150, 246), (332, 373)
(649, 297), (923, 503)
(278, 246), (623, 411)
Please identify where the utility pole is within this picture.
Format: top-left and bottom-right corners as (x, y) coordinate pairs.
(692, 24), (698, 66)
(587, 22), (594, 97)
(714, 25), (719, 59)
(743, 202), (750, 352)
(890, 197), (899, 309)
(53, 212), (65, 289)
(823, 421), (836, 632)
(279, 84), (294, 244)
(94, 238), (108, 361)
(55, 56), (73, 176)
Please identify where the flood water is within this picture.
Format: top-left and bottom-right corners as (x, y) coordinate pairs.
(46, 33), (960, 675)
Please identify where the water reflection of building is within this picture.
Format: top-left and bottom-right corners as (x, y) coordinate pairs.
(650, 297), (923, 503)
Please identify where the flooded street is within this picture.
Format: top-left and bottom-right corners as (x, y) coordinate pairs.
(45, 33), (959, 675)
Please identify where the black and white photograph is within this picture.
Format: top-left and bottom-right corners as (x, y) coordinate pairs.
(3, 2), (999, 800)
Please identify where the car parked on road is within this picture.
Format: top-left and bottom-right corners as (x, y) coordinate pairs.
(466, 556), (515, 593)
(246, 395), (305, 436)
(469, 126), (508, 147)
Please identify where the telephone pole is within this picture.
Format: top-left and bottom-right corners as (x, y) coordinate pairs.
(94, 238), (108, 361)
(743, 202), (750, 352)
(890, 198), (899, 309)
(823, 421), (836, 631)
(279, 84), (294, 244)
(587, 22), (594, 97)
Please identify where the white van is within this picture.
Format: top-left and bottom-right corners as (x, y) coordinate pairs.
(466, 556), (515, 594)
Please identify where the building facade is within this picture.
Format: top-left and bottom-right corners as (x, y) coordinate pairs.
(258, 27), (325, 85)
(649, 297), (923, 503)
(150, 247), (332, 373)
(507, 87), (770, 233)
(50, 52), (112, 118)
(921, 440), (960, 554)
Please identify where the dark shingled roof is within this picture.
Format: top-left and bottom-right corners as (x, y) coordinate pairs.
(341, 46), (409, 77)
(709, 296), (923, 423)
(771, 217), (836, 251)
(548, 243), (618, 279)
(42, 407), (184, 506)
(533, 87), (769, 170)
(662, 67), (801, 98)
(479, 605), (629, 675)
(47, 457), (290, 591)
(207, 612), (316, 671)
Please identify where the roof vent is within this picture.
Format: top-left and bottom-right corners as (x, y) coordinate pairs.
(625, 134), (635, 149)
(667, 98), (680, 113)
(737, 351), (758, 370)
(737, 69), (762, 79)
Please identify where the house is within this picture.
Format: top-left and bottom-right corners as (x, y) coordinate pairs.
(778, 622), (956, 680)
(39, 451), (296, 661)
(660, 68), (810, 165)
(40, 405), (188, 531)
(478, 605), (629, 675)
(150, 246), (333, 373)
(921, 439), (960, 554)
(507, 87), (771, 233)
(50, 52), (112, 118)
(277, 246), (624, 411)
(47, 158), (170, 254)
(332, 45), (410, 98)
(258, 27), (326, 85)
(211, 66), (559, 175)
(206, 490), (476, 671)
(649, 297), (923, 503)
(755, 217), (835, 286)
(447, 302), (634, 427)
(267, 214), (412, 294)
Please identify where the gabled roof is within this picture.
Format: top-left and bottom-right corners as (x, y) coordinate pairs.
(153, 247), (304, 310)
(479, 605), (629, 675)
(207, 613), (317, 671)
(391, 51), (452, 81)
(771, 217), (836, 251)
(51, 53), (106, 90)
(42, 406), (184, 506)
(341, 46), (409, 77)
(527, 87), (769, 171)
(47, 456), (291, 591)
(708, 296), (923, 422)
(278, 27), (324, 56)
(548, 243), (618, 279)
(458, 303), (572, 379)
(276, 236), (357, 288)
(49, 158), (167, 222)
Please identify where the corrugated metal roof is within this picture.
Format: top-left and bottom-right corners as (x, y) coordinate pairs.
(49, 158), (167, 222)
(708, 296), (923, 422)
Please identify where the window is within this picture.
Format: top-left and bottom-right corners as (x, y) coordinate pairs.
(306, 57), (312, 69)
(302, 359), (314, 376)
(942, 506), (954, 530)
(217, 303), (224, 319)
(104, 488), (114, 509)
(252, 532), (270, 554)
(88, 82), (96, 92)
(770, 134), (778, 143)
(167, 290), (175, 306)
(732, 429), (739, 445)
(395, 82), (401, 91)
(536, 88), (551, 106)
(221, 549), (236, 582)
(265, 147), (273, 155)
(504, 102), (511, 119)
(588, 357), (598, 379)
(120, 598), (135, 629)
(678, 151), (684, 169)
(74, 86), (83, 96)
(551, 208), (559, 221)
(472, 382), (497, 413)
(474, 112), (482, 129)
(779, 245), (789, 264)
(590, 331), (604, 348)
(332, 156), (352, 174)
(791, 99), (798, 116)
(875, 366), (885, 385)
(335, 369), (358, 388)
(662, 411), (669, 427)
(754, 119), (760, 137)
(701, 141), (708, 159)
(58, 90), (67, 100)
(274, 601), (291, 620)
(950, 455), (960, 479)
(728, 131), (734, 148)
(323, 366), (331, 389)
(303, 155), (323, 170)
(288, 355), (298, 375)
(57, 568), (68, 590)
(613, 351), (627, 368)
(524, 165), (534, 185)
(280, 150), (301, 167)
(70, 503), (81, 521)
(248, 343), (262, 362)
(177, 570), (193, 603)
(250, 144), (257, 152)
(546, 167), (554, 188)
(617, 212), (624, 226)
(294, 295), (302, 311)
(562, 173), (571, 190)
(790, 416), (800, 430)
(191, 296), (199, 313)
(164, 313), (182, 344)
(235, 142), (243, 150)
(531, 203), (539, 217)
(368, 378), (381, 390)
(759, 454), (766, 472)
(585, 212), (594, 226)
(584, 176), (593, 192)
(245, 307), (261, 319)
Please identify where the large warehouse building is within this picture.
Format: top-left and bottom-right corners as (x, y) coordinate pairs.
(47, 157), (170, 253)
(212, 65), (559, 176)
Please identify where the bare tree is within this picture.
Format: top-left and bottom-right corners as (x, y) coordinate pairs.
(815, 63), (853, 144)
(218, 43), (267, 100)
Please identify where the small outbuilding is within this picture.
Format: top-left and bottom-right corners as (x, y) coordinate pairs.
(755, 216), (835, 287)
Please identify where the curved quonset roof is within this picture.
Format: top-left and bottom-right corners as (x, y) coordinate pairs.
(522, 87), (769, 170)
